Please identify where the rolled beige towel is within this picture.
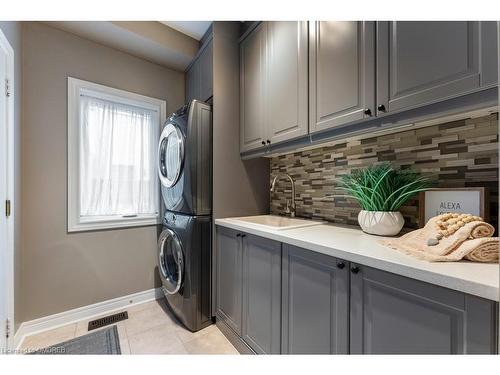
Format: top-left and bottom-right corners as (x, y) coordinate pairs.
(389, 237), (499, 262)
(470, 223), (494, 239)
(380, 216), (498, 262)
(464, 238), (499, 263)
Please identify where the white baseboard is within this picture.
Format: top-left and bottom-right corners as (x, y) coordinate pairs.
(13, 287), (163, 350)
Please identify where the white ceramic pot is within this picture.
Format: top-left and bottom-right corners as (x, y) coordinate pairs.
(357, 210), (404, 236)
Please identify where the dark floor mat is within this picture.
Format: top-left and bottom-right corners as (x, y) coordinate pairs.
(30, 325), (121, 355)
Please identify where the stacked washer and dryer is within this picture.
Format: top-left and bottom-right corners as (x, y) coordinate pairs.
(157, 100), (213, 332)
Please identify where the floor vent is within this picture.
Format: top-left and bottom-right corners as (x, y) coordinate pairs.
(88, 311), (128, 331)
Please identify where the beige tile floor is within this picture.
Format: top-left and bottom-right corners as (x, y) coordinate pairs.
(20, 299), (239, 355)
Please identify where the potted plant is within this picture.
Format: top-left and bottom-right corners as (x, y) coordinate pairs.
(337, 163), (431, 236)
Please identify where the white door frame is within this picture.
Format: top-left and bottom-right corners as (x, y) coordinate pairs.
(0, 28), (15, 351)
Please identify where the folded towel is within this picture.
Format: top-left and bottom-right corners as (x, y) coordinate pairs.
(463, 238), (499, 263)
(380, 216), (498, 262)
(387, 237), (499, 262)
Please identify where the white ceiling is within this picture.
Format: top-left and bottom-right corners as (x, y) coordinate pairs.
(160, 21), (212, 40)
(45, 21), (200, 71)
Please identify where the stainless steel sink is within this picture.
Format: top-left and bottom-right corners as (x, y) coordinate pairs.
(228, 215), (324, 231)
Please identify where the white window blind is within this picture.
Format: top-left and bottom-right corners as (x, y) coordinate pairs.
(79, 95), (158, 218)
(68, 78), (166, 232)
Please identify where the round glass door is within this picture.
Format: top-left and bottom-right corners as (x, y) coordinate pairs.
(158, 123), (184, 188)
(158, 229), (184, 295)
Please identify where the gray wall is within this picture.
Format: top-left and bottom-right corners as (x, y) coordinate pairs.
(21, 22), (185, 322)
(0, 21), (22, 331)
(212, 21), (269, 220)
(212, 22), (269, 316)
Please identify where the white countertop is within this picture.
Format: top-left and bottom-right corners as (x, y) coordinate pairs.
(215, 217), (500, 301)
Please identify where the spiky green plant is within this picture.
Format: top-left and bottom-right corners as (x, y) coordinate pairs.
(336, 163), (431, 212)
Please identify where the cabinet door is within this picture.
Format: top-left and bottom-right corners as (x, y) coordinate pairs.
(242, 234), (282, 354)
(350, 264), (498, 354)
(309, 21), (375, 133)
(185, 60), (200, 104)
(281, 244), (349, 354)
(479, 21), (498, 88)
(240, 23), (267, 152)
(199, 39), (213, 101)
(376, 21), (484, 115)
(216, 227), (243, 335)
(266, 21), (308, 144)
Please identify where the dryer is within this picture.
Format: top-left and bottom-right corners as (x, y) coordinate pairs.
(158, 100), (212, 216)
(157, 100), (213, 332)
(157, 211), (212, 332)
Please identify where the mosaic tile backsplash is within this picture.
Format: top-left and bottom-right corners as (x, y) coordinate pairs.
(270, 113), (499, 230)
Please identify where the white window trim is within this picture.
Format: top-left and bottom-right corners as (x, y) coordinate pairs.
(67, 77), (166, 232)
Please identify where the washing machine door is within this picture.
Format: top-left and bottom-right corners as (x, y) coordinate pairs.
(158, 122), (184, 188)
(158, 229), (184, 295)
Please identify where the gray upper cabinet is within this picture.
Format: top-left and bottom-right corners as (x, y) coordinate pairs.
(480, 22), (499, 88)
(281, 244), (349, 354)
(240, 22), (267, 152)
(216, 226), (243, 335)
(185, 37), (213, 104)
(376, 21), (498, 115)
(242, 234), (282, 354)
(240, 22), (308, 153)
(350, 264), (498, 354)
(266, 21), (308, 144)
(186, 59), (200, 104)
(239, 21), (498, 157)
(198, 39), (213, 101)
(309, 21), (376, 133)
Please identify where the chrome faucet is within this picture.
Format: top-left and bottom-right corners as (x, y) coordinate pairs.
(270, 173), (296, 218)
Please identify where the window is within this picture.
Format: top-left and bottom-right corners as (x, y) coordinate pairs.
(68, 77), (166, 232)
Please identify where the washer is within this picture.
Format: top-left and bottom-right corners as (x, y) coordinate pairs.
(157, 211), (212, 332)
(158, 100), (212, 216)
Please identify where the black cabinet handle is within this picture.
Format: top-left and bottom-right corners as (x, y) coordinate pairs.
(363, 108), (372, 116)
(261, 141), (266, 145)
(241, 234), (247, 238)
(350, 266), (360, 274)
(266, 140), (271, 144)
(336, 262), (345, 269)
(377, 104), (386, 112)
(236, 233), (241, 237)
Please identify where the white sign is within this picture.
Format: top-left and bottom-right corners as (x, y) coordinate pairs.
(423, 190), (482, 223)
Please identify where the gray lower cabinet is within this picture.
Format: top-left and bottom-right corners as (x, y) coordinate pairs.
(216, 228), (498, 354)
(216, 227), (282, 353)
(376, 21), (498, 115)
(309, 21), (376, 133)
(281, 244), (349, 354)
(216, 227), (243, 335)
(242, 234), (282, 354)
(350, 263), (498, 354)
